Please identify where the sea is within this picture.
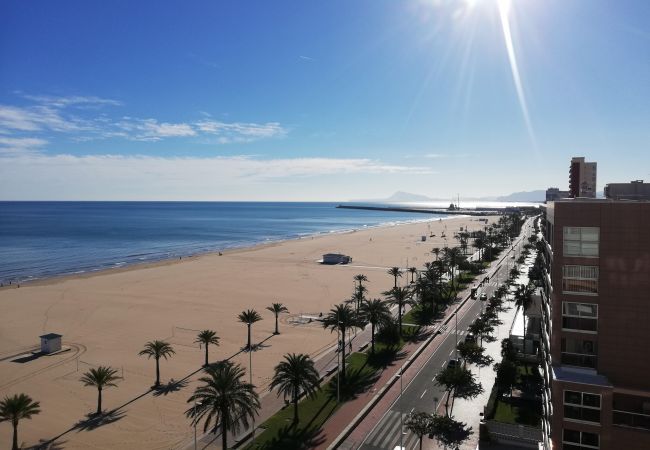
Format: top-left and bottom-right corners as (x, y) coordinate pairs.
(0, 201), (462, 285)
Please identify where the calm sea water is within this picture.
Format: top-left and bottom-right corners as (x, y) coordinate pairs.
(0, 201), (450, 284)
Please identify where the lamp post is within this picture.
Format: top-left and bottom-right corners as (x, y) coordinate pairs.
(398, 363), (404, 450)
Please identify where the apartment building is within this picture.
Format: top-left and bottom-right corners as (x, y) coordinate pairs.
(569, 157), (597, 198)
(539, 197), (650, 450)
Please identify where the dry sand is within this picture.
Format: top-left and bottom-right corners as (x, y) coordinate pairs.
(0, 215), (496, 449)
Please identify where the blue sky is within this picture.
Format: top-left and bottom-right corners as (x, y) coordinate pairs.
(1, 0), (648, 200)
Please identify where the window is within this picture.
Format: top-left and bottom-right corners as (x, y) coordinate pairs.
(563, 265), (598, 294)
(562, 302), (598, 332)
(561, 338), (597, 368)
(564, 391), (601, 423)
(564, 227), (599, 257)
(563, 428), (599, 449)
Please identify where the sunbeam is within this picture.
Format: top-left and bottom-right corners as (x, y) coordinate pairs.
(497, 0), (537, 147)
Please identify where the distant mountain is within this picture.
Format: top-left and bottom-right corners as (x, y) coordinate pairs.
(495, 190), (546, 202)
(350, 191), (445, 203)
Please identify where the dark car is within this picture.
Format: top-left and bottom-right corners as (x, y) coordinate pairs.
(447, 359), (460, 370)
(479, 293), (488, 301)
(465, 332), (476, 343)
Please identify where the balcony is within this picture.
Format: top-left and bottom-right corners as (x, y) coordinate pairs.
(613, 410), (650, 430)
(561, 352), (597, 369)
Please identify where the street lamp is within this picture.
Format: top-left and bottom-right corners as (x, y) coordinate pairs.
(397, 363), (405, 450)
(249, 346), (256, 440)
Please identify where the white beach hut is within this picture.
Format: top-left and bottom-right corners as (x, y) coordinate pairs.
(40, 333), (62, 354)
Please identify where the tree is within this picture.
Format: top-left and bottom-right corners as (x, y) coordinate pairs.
(322, 303), (357, 383)
(238, 309), (263, 350)
(432, 415), (473, 450)
(138, 340), (175, 387)
(442, 247), (464, 287)
(494, 360), (518, 398)
(456, 342), (493, 368)
(500, 338), (517, 361)
(353, 273), (368, 289)
(0, 393), (41, 450)
(269, 353), (320, 423)
(514, 283), (534, 351)
(387, 266), (402, 288)
(195, 330), (220, 367)
(468, 317), (495, 347)
(266, 303), (289, 335)
(408, 267), (418, 283)
(359, 298), (392, 354)
(405, 411), (433, 450)
(435, 366), (483, 416)
(80, 366), (121, 415)
(383, 286), (412, 336)
(431, 247), (441, 261)
(186, 362), (260, 450)
(473, 233), (486, 261)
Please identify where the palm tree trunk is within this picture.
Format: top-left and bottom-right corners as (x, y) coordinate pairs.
(419, 436), (423, 450)
(12, 422), (18, 450)
(394, 276), (397, 288)
(247, 324), (251, 349)
(155, 357), (160, 387)
(444, 390), (451, 416)
(275, 315), (279, 334)
(371, 323), (375, 354)
(97, 387), (103, 415)
(398, 307), (403, 336)
(293, 386), (299, 423)
(340, 328), (346, 383)
(222, 421), (228, 450)
(205, 344), (209, 367)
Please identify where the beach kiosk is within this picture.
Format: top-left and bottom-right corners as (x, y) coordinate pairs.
(321, 253), (351, 265)
(40, 333), (62, 354)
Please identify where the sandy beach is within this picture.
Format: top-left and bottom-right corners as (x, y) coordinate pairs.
(0, 215), (497, 449)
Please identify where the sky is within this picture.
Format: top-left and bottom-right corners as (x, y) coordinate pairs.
(0, 0), (648, 201)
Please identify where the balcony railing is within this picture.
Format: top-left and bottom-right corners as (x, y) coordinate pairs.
(561, 352), (597, 369)
(613, 410), (650, 430)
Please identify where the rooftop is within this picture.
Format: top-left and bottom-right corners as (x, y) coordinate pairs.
(40, 333), (62, 339)
(552, 365), (612, 388)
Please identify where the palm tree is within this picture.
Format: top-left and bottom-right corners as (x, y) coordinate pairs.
(238, 309), (262, 350)
(514, 284), (534, 352)
(0, 393), (40, 450)
(195, 330), (220, 367)
(408, 267), (418, 283)
(80, 366), (121, 415)
(442, 247), (463, 287)
(353, 273), (368, 289)
(266, 303), (289, 335)
(186, 362), (260, 450)
(405, 411), (433, 450)
(359, 298), (392, 354)
(322, 303), (357, 383)
(138, 340), (175, 387)
(387, 266), (402, 288)
(383, 286), (412, 336)
(269, 353), (320, 423)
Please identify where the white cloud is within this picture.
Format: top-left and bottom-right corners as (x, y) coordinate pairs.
(195, 120), (287, 142)
(21, 94), (123, 108)
(0, 137), (48, 155)
(0, 153), (434, 200)
(116, 118), (197, 141)
(0, 95), (286, 147)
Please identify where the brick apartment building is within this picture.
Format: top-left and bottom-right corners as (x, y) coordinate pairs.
(539, 196), (650, 450)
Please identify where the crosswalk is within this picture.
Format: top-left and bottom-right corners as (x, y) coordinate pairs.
(363, 409), (423, 450)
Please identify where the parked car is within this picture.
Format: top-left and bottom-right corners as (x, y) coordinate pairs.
(479, 293), (488, 301)
(465, 332), (476, 343)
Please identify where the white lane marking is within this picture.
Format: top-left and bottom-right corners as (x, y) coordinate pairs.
(420, 389), (427, 399)
(441, 362), (446, 368)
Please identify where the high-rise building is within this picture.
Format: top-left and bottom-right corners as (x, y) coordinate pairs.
(569, 157), (597, 198)
(539, 198), (650, 450)
(546, 187), (571, 202)
(604, 180), (650, 201)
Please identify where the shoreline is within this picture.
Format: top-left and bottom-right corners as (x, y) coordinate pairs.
(0, 214), (462, 289)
